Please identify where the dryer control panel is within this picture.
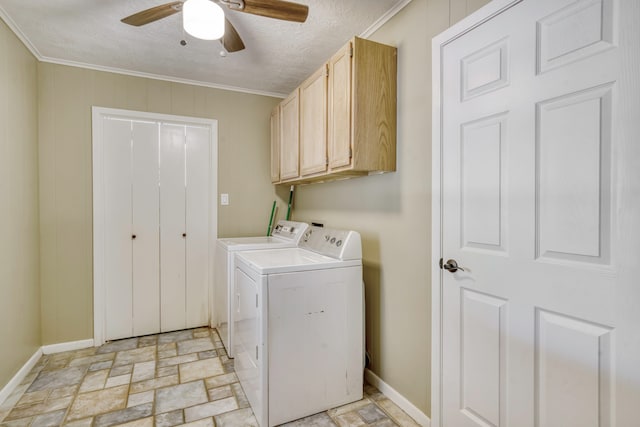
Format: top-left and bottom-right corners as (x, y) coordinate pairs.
(300, 226), (362, 260)
(271, 220), (309, 242)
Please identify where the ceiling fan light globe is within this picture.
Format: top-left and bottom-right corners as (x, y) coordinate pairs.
(183, 0), (225, 40)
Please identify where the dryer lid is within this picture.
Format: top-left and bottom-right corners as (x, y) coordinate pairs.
(216, 220), (309, 250)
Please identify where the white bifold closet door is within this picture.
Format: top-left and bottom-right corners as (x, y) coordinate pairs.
(132, 122), (161, 336)
(102, 117), (210, 341)
(159, 124), (210, 332)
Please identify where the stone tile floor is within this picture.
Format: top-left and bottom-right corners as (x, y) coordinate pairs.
(0, 328), (420, 427)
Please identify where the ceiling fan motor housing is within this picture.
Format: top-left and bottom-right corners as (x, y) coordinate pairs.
(120, 0), (309, 52)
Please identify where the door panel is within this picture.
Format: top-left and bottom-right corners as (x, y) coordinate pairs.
(461, 114), (507, 252)
(132, 121), (161, 336)
(270, 106), (280, 183)
(535, 84), (612, 264)
(535, 309), (613, 427)
(300, 66), (328, 176)
(439, 0), (633, 425)
(160, 123), (187, 333)
(328, 42), (352, 169)
(536, 0), (614, 74)
(460, 38), (509, 101)
(185, 125), (210, 328)
(104, 118), (133, 340)
(459, 289), (507, 427)
(280, 90), (300, 180)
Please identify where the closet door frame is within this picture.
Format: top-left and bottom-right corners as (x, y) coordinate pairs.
(92, 107), (218, 346)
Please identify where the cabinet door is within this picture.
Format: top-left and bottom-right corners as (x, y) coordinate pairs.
(185, 125), (210, 328)
(300, 66), (328, 176)
(131, 121), (160, 337)
(104, 118), (134, 341)
(279, 90), (300, 180)
(328, 41), (353, 169)
(270, 105), (280, 183)
(160, 123), (187, 333)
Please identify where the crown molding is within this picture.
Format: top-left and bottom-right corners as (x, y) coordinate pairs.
(1, 0), (413, 99)
(360, 0), (413, 38)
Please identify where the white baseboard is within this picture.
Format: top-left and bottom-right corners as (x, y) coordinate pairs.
(1, 338), (95, 407)
(41, 339), (94, 355)
(0, 348), (42, 407)
(365, 368), (431, 427)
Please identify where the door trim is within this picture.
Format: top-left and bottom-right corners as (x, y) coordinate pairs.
(430, 2), (522, 426)
(92, 107), (218, 346)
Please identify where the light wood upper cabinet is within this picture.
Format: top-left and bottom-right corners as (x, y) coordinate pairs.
(270, 105), (280, 183)
(272, 36), (396, 185)
(337, 37), (397, 174)
(279, 89), (300, 181)
(300, 65), (328, 176)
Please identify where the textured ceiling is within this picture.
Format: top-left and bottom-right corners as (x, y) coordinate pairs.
(0, 0), (410, 97)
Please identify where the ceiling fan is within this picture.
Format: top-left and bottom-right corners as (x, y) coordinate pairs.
(121, 0), (309, 53)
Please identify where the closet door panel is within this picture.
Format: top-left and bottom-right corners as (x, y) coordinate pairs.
(160, 123), (187, 332)
(132, 121), (161, 336)
(185, 126), (210, 328)
(104, 118), (133, 340)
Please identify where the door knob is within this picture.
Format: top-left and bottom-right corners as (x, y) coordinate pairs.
(440, 258), (464, 273)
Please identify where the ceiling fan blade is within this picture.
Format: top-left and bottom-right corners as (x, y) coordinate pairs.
(221, 18), (246, 52)
(121, 1), (183, 26)
(240, 0), (308, 23)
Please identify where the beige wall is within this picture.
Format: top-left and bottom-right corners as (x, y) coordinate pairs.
(450, 0), (492, 24)
(37, 63), (280, 344)
(288, 0), (488, 416)
(0, 20), (41, 387)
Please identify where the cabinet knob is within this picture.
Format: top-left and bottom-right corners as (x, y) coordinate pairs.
(182, 233), (187, 238)
(132, 234), (137, 239)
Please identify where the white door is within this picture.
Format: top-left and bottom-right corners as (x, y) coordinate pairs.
(131, 121), (161, 336)
(160, 123), (188, 332)
(435, 0), (640, 426)
(103, 118), (160, 340)
(93, 108), (217, 344)
(160, 123), (211, 332)
(185, 125), (211, 328)
(103, 118), (135, 340)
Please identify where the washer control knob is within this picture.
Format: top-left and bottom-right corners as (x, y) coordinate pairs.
(336, 240), (343, 247)
(330, 237), (336, 244)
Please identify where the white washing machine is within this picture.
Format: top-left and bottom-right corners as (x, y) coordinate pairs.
(214, 220), (309, 358)
(233, 226), (363, 427)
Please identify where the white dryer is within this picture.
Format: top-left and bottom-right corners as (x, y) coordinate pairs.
(233, 226), (363, 427)
(214, 220), (309, 358)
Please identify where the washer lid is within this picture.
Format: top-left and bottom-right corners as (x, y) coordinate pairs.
(235, 248), (361, 274)
(217, 236), (295, 251)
